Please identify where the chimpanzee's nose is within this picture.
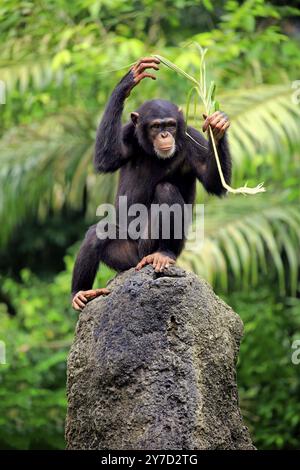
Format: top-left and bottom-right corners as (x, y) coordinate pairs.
(161, 131), (168, 138)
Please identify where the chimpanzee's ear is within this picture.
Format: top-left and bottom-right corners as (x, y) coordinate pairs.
(130, 112), (139, 126)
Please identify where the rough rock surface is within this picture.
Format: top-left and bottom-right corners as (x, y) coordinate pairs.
(65, 266), (255, 450)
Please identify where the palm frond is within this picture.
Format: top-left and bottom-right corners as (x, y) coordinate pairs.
(0, 109), (116, 245)
(180, 196), (300, 295)
(0, 32), (72, 93)
(0, 56), (65, 93)
(187, 85), (300, 180)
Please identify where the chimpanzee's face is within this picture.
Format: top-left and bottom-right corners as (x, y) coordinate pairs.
(131, 100), (185, 159)
(148, 118), (177, 159)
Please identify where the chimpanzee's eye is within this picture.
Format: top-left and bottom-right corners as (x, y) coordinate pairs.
(151, 123), (160, 129)
(167, 121), (176, 128)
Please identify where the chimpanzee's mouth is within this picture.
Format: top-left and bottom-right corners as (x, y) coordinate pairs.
(154, 143), (176, 159)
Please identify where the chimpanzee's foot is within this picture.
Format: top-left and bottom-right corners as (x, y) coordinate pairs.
(135, 252), (175, 273)
(72, 288), (110, 312)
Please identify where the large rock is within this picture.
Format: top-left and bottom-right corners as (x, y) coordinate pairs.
(65, 266), (254, 450)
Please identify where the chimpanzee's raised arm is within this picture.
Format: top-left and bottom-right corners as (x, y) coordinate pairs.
(94, 57), (160, 173)
(185, 111), (232, 196)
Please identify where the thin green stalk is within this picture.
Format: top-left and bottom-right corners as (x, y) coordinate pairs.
(154, 55), (198, 86)
(153, 48), (266, 195)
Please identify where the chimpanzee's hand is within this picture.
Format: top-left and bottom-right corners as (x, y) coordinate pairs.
(202, 111), (230, 142)
(72, 288), (110, 312)
(131, 57), (160, 85)
(121, 57), (160, 97)
(135, 252), (175, 273)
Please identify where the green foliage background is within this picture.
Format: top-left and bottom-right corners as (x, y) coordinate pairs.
(0, 0), (300, 449)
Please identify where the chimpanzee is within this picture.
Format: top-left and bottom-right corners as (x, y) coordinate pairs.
(71, 57), (231, 311)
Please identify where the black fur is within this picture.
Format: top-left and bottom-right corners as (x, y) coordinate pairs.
(72, 71), (232, 296)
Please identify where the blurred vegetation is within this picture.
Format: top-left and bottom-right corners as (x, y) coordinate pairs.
(0, 0), (300, 449)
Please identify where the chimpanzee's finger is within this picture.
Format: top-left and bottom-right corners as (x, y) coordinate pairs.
(213, 122), (230, 140)
(202, 118), (209, 132)
(152, 254), (159, 267)
(155, 259), (162, 272)
(84, 290), (97, 300)
(134, 72), (157, 84)
(209, 111), (225, 120)
(160, 259), (167, 272)
(135, 260), (145, 270)
(78, 293), (87, 303)
(73, 297), (85, 309)
(203, 114), (215, 131)
(221, 121), (230, 132)
(152, 254), (159, 268)
(203, 112), (225, 130)
(135, 57), (160, 68)
(98, 288), (110, 295)
(158, 258), (165, 272)
(212, 124), (222, 135)
(76, 297), (86, 309)
(203, 112), (216, 128)
(72, 302), (82, 312)
(94, 288), (109, 295)
(146, 255), (155, 266)
(204, 116), (221, 131)
(134, 62), (160, 74)
(71, 299), (79, 311)
(135, 259), (143, 270)
(209, 114), (226, 128)
(213, 118), (228, 131)
(207, 111), (226, 126)
(135, 255), (150, 271)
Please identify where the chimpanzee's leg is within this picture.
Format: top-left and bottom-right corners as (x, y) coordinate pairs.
(154, 182), (187, 256)
(71, 224), (139, 310)
(71, 225), (101, 298)
(136, 182), (187, 272)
